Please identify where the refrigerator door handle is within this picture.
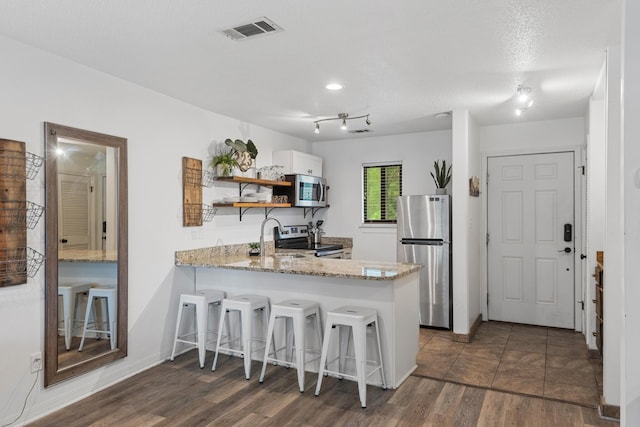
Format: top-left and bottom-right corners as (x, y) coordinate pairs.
(400, 239), (444, 246)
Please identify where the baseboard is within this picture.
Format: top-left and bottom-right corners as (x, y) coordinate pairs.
(599, 396), (620, 420)
(452, 314), (482, 343)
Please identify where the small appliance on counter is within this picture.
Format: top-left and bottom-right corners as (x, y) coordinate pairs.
(308, 220), (324, 245)
(274, 224), (344, 258)
(397, 194), (452, 329)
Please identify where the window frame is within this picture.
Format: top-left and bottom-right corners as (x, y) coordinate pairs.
(362, 161), (403, 225)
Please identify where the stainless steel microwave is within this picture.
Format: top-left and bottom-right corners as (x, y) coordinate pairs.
(275, 174), (327, 207)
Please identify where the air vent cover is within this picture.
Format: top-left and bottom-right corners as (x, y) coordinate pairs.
(222, 17), (283, 40)
(349, 129), (374, 134)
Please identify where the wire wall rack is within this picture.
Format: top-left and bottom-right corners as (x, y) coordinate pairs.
(184, 203), (217, 223)
(0, 150), (44, 180)
(184, 166), (215, 188)
(0, 201), (45, 230)
(0, 247), (45, 282)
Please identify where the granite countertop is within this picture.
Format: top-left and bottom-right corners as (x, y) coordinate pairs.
(175, 245), (421, 281)
(59, 249), (118, 263)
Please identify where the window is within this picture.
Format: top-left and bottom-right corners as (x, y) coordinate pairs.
(363, 163), (402, 223)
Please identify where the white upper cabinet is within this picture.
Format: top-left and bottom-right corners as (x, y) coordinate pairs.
(272, 150), (323, 177)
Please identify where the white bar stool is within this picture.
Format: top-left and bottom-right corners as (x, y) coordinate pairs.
(259, 299), (323, 392)
(314, 306), (387, 408)
(212, 294), (271, 380)
(170, 289), (226, 368)
(58, 283), (93, 350)
(79, 287), (117, 351)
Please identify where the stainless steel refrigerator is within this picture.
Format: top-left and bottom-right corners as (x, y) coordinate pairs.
(397, 195), (452, 329)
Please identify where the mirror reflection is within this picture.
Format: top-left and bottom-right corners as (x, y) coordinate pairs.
(56, 140), (118, 368)
(45, 123), (128, 387)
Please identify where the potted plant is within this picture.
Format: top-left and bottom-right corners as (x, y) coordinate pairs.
(225, 138), (258, 176)
(430, 159), (452, 194)
(248, 242), (260, 256)
(211, 147), (238, 177)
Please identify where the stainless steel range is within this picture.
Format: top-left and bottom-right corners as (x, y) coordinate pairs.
(274, 225), (344, 258)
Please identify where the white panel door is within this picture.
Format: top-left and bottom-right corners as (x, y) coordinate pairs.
(58, 173), (92, 250)
(487, 152), (575, 328)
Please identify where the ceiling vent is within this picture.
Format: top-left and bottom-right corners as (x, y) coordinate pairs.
(349, 129), (374, 134)
(222, 17), (283, 40)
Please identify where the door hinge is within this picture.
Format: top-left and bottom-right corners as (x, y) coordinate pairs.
(578, 300), (584, 310)
(579, 165), (585, 175)
(486, 233), (490, 246)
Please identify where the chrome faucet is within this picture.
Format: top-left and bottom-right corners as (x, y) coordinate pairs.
(260, 216), (284, 256)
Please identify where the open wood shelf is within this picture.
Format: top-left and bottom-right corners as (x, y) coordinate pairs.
(212, 202), (291, 208)
(215, 176), (292, 187)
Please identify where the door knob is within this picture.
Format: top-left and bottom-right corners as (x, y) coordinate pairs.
(60, 239), (68, 243)
(557, 247), (571, 253)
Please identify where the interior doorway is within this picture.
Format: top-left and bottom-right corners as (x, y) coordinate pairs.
(486, 152), (576, 329)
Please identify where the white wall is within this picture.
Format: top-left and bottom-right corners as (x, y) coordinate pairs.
(450, 110), (482, 334)
(0, 35), (313, 424)
(623, 0), (640, 423)
(311, 130), (452, 261)
(604, 46), (623, 409)
(479, 117), (586, 153)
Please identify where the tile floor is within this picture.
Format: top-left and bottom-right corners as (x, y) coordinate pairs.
(413, 321), (603, 408)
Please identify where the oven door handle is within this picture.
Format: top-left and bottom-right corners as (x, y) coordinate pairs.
(315, 249), (343, 257)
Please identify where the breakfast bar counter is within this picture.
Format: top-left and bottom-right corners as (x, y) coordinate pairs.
(175, 249), (420, 281)
(175, 246), (422, 389)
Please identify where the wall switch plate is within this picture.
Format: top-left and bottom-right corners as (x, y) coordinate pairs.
(30, 352), (42, 373)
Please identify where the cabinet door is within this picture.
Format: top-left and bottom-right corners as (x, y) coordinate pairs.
(292, 151), (322, 177)
(273, 150), (323, 177)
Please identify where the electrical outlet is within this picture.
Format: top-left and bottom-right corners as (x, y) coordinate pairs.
(30, 352), (42, 373)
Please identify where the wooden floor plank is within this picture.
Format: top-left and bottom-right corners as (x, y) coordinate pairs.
(29, 350), (616, 427)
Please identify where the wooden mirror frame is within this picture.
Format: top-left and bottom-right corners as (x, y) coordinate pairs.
(44, 122), (128, 387)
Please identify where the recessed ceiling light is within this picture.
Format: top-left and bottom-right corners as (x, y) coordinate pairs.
(325, 83), (343, 91)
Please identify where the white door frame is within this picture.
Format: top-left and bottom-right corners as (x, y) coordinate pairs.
(481, 145), (585, 331)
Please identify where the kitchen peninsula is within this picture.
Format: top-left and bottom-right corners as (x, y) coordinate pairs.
(175, 245), (422, 388)
(58, 249), (118, 285)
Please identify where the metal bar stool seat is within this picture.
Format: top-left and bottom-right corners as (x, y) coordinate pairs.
(315, 306), (387, 408)
(259, 299), (323, 392)
(79, 287), (117, 351)
(170, 289), (225, 368)
(58, 282), (93, 350)
(212, 294), (271, 380)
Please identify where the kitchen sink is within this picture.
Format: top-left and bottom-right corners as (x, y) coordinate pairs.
(272, 252), (308, 258)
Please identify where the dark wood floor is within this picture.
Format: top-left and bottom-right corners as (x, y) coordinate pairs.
(30, 324), (618, 427)
(58, 336), (113, 369)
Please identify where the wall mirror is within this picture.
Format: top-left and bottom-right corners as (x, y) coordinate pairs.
(44, 122), (128, 387)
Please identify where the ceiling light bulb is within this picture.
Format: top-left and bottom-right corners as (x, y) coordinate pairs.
(528, 100), (534, 108)
(517, 84), (532, 103)
(314, 123), (320, 134)
(325, 83), (343, 91)
(515, 108), (522, 116)
(341, 118), (347, 130)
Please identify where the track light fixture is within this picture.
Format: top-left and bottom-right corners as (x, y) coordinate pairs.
(313, 113), (371, 134)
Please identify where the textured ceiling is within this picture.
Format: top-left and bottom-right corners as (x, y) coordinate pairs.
(0, 1), (621, 141)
